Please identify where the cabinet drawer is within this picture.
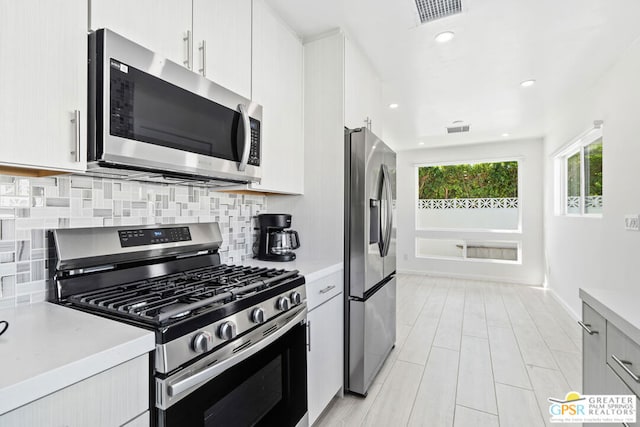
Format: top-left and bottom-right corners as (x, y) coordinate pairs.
(306, 270), (343, 311)
(607, 322), (640, 397)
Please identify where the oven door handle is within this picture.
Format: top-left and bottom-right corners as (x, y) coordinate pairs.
(167, 307), (307, 398)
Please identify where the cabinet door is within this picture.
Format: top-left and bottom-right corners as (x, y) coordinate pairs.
(250, 0), (304, 194)
(0, 355), (148, 427)
(582, 303), (607, 394)
(344, 37), (383, 136)
(193, 0), (252, 98)
(307, 294), (343, 425)
(0, 0), (87, 172)
(90, 0), (192, 69)
(593, 366), (639, 427)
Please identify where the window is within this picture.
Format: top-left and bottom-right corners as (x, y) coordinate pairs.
(416, 160), (520, 231)
(415, 159), (521, 264)
(556, 127), (603, 216)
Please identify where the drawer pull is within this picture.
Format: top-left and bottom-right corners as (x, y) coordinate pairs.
(578, 321), (598, 335)
(611, 354), (640, 383)
(319, 285), (336, 294)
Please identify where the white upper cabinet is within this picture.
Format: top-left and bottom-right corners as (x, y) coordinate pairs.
(0, 0), (87, 173)
(193, 0), (252, 99)
(250, 0), (304, 194)
(344, 37), (383, 136)
(90, 0), (192, 68)
(91, 0), (251, 99)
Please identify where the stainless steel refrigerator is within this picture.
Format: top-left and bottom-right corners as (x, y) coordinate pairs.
(344, 127), (396, 396)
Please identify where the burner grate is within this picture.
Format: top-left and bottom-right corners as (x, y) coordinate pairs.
(67, 264), (294, 325)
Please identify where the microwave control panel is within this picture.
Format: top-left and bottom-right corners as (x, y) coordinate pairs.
(118, 227), (192, 247)
(248, 119), (260, 166)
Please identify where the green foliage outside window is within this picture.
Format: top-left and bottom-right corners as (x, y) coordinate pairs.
(418, 161), (518, 200)
(585, 139), (603, 196)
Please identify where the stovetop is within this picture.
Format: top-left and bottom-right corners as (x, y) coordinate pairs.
(51, 222), (307, 346)
(67, 264), (299, 326)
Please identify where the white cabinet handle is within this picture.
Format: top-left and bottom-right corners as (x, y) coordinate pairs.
(611, 354), (640, 383)
(578, 321), (598, 335)
(183, 30), (192, 70)
(198, 40), (206, 76)
(319, 285), (336, 294)
(71, 110), (81, 162)
(306, 321), (311, 352)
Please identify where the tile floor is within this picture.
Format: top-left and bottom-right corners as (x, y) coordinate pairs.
(315, 274), (582, 427)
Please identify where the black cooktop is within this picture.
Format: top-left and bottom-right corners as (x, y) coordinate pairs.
(61, 263), (304, 343)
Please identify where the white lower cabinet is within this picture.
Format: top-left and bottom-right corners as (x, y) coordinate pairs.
(581, 301), (640, 427)
(307, 270), (343, 425)
(0, 355), (149, 427)
(123, 410), (150, 427)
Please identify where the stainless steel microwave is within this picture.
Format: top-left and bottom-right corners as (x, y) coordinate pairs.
(87, 29), (262, 186)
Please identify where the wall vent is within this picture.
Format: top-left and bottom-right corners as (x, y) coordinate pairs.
(414, 0), (463, 24)
(446, 125), (470, 134)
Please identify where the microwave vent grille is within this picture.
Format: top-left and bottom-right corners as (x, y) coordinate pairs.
(414, 0), (463, 23)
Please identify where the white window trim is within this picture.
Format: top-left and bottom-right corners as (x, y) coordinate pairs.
(553, 125), (603, 217)
(414, 156), (523, 233)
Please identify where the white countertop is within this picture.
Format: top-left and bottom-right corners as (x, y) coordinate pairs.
(0, 302), (155, 415)
(580, 288), (640, 344)
(241, 257), (343, 283)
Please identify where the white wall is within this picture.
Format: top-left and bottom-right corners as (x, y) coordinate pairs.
(397, 138), (544, 285)
(544, 36), (640, 318)
(417, 207), (518, 230)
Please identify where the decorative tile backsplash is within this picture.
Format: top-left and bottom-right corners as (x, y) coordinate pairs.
(0, 175), (266, 308)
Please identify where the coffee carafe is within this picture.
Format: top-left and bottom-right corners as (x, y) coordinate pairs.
(254, 214), (300, 261)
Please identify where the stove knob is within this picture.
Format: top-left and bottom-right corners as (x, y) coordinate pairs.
(192, 331), (213, 353)
(290, 291), (302, 305)
(218, 321), (237, 341)
(251, 307), (266, 324)
(276, 296), (291, 311)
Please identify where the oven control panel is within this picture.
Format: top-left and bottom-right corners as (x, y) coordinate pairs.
(118, 226), (192, 247)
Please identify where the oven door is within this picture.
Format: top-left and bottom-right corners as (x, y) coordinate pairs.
(90, 29), (262, 183)
(156, 307), (308, 427)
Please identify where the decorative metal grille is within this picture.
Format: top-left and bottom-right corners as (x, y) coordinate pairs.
(567, 196), (602, 209)
(417, 197), (519, 210)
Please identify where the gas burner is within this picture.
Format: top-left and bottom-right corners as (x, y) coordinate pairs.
(159, 302), (192, 320)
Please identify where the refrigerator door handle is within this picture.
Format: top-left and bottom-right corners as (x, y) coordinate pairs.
(381, 164), (393, 257)
(369, 199), (380, 244)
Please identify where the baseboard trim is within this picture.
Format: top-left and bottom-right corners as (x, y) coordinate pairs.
(548, 287), (580, 321)
(397, 269), (542, 286)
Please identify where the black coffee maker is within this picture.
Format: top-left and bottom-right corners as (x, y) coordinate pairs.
(254, 214), (300, 261)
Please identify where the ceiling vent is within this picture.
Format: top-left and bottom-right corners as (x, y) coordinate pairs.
(414, 0), (463, 24)
(446, 125), (470, 134)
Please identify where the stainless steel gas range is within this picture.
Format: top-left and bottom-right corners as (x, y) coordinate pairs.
(50, 222), (308, 427)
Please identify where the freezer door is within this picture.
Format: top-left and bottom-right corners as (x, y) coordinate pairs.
(348, 276), (396, 395)
(383, 149), (396, 278)
(347, 129), (389, 298)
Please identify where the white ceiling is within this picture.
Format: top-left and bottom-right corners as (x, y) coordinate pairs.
(265, 0), (640, 151)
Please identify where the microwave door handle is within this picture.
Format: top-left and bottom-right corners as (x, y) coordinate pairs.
(238, 104), (251, 172)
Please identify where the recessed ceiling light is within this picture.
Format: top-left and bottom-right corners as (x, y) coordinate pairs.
(435, 31), (455, 43)
(419, 142), (425, 146)
(389, 103), (399, 109)
(502, 133), (510, 137)
(520, 79), (536, 88)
